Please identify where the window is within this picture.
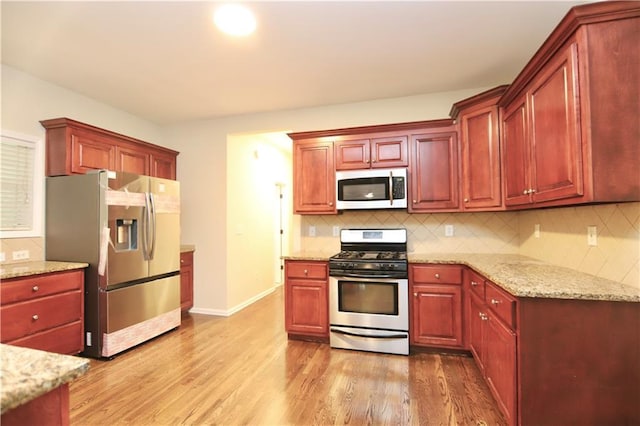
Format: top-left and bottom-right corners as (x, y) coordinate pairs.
(0, 131), (43, 238)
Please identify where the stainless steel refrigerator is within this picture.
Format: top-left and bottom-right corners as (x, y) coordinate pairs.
(46, 170), (181, 358)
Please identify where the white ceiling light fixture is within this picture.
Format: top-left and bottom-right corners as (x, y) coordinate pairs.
(214, 3), (256, 37)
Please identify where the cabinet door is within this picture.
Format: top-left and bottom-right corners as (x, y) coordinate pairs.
(468, 292), (486, 374)
(409, 131), (459, 211)
(180, 252), (194, 313)
(116, 145), (150, 176)
(411, 284), (463, 348)
(371, 135), (408, 168)
(71, 132), (116, 174)
(335, 138), (370, 170)
(461, 105), (502, 209)
(151, 151), (177, 180)
(293, 141), (336, 214)
(484, 313), (517, 426)
(529, 42), (583, 203)
(502, 96), (532, 206)
(285, 279), (328, 336)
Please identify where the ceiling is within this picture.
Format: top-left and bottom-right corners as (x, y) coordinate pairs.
(1, 1), (589, 125)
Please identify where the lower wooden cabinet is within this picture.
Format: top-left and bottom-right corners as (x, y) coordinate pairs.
(0, 269), (85, 355)
(180, 251), (194, 313)
(469, 288), (517, 425)
(284, 260), (329, 340)
(409, 264), (464, 348)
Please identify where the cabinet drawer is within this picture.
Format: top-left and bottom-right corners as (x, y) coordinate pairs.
(286, 261), (327, 280)
(467, 269), (486, 299)
(486, 283), (517, 330)
(411, 265), (462, 284)
(0, 270), (84, 305)
(7, 320), (84, 355)
(0, 291), (83, 342)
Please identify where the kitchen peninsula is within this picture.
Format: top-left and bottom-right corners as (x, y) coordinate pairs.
(0, 344), (89, 425)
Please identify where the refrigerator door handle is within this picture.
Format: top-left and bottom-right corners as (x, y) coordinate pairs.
(149, 192), (157, 260)
(142, 192), (151, 260)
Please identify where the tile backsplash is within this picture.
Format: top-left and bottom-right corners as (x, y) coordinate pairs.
(300, 202), (640, 289)
(519, 202), (639, 288)
(300, 210), (520, 254)
(0, 237), (44, 264)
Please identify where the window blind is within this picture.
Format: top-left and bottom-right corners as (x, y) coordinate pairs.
(0, 136), (35, 231)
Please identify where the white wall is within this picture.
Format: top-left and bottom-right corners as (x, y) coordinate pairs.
(1, 65), (162, 144)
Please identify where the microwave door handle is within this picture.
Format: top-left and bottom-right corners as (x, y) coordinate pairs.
(389, 170), (394, 206)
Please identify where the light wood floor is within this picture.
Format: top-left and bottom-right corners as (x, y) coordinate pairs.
(69, 287), (506, 425)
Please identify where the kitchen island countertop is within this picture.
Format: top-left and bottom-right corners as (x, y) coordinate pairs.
(282, 250), (638, 302)
(0, 261), (88, 280)
(0, 344), (89, 414)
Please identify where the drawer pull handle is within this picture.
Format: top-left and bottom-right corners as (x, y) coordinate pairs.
(491, 299), (501, 305)
(470, 281), (478, 286)
(32, 314), (39, 321)
(434, 273), (440, 279)
(32, 286), (39, 292)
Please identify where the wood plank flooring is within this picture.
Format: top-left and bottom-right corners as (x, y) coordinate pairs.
(69, 287), (505, 425)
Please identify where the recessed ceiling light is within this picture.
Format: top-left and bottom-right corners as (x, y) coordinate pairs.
(214, 4), (256, 37)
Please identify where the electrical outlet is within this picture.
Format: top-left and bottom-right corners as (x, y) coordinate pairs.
(332, 226), (340, 237)
(444, 224), (454, 237)
(308, 225), (316, 237)
(587, 226), (597, 246)
(12, 250), (30, 261)
(534, 224), (541, 238)
(0, 252), (5, 262)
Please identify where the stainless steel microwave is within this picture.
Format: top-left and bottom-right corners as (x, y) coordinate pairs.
(336, 168), (407, 210)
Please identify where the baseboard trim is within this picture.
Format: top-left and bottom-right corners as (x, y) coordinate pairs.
(189, 283), (282, 317)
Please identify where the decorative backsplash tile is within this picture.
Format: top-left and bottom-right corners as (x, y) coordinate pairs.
(519, 202), (639, 288)
(0, 237), (44, 264)
(300, 210), (520, 254)
(300, 202), (640, 289)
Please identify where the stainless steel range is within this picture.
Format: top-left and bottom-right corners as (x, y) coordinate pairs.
(329, 228), (409, 355)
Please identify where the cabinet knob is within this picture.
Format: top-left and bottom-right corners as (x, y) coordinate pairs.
(479, 313), (488, 321)
(413, 200), (417, 204)
(464, 198), (469, 203)
(491, 298), (501, 305)
(32, 314), (39, 321)
(329, 202), (334, 206)
(180, 259), (184, 264)
(413, 292), (417, 297)
(470, 281), (478, 286)
(303, 269), (308, 275)
(523, 189), (528, 195)
(530, 189), (536, 194)
(434, 273), (440, 279)
(32, 285), (39, 292)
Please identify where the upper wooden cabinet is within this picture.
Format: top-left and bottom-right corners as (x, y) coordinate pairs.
(335, 134), (408, 170)
(41, 118), (179, 180)
(499, 3), (640, 208)
(408, 121), (459, 212)
(451, 86), (508, 211)
(292, 138), (336, 214)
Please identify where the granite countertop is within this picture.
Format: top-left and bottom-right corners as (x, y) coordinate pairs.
(0, 344), (89, 414)
(283, 250), (638, 302)
(282, 250), (337, 262)
(0, 261), (89, 280)
(181, 244), (196, 253)
(408, 253), (639, 302)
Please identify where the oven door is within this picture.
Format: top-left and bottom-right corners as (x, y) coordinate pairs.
(329, 275), (408, 331)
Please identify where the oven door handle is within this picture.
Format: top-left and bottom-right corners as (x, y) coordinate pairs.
(330, 328), (408, 340)
(330, 273), (405, 280)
